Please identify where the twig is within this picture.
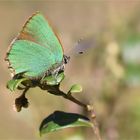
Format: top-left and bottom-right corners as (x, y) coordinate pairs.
(39, 84), (87, 108)
(87, 105), (102, 140)
(42, 85), (102, 140)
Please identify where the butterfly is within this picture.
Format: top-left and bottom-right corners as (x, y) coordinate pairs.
(5, 12), (69, 81)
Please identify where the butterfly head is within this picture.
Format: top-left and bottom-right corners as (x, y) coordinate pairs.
(63, 55), (70, 64)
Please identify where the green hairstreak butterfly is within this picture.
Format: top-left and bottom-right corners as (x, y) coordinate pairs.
(5, 12), (69, 80)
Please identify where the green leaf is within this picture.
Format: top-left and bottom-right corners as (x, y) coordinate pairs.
(7, 78), (28, 91)
(41, 72), (65, 85)
(69, 84), (83, 93)
(39, 111), (93, 136)
(56, 72), (65, 83)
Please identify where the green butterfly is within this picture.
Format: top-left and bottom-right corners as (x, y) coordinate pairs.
(5, 12), (69, 81)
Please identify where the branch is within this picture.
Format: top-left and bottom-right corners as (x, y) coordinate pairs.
(87, 105), (102, 140)
(17, 82), (102, 140)
(40, 84), (102, 140)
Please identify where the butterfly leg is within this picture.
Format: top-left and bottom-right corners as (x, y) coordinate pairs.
(40, 72), (48, 84)
(51, 71), (59, 85)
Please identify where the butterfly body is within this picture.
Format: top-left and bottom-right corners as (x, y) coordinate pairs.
(6, 12), (69, 81)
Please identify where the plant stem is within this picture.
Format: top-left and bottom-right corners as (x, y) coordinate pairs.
(42, 85), (87, 108)
(63, 93), (102, 140)
(63, 93), (87, 108)
(87, 105), (102, 140)
(44, 85), (102, 140)
(65, 94), (102, 140)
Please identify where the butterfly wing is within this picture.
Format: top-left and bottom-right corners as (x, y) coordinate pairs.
(6, 12), (64, 78)
(7, 40), (57, 77)
(17, 12), (63, 63)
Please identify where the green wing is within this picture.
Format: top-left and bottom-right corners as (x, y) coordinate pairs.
(8, 40), (56, 77)
(18, 12), (63, 62)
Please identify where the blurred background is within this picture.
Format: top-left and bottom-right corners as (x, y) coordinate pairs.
(1, 0), (140, 140)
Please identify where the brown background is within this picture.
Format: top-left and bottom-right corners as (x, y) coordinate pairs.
(1, 1), (140, 140)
